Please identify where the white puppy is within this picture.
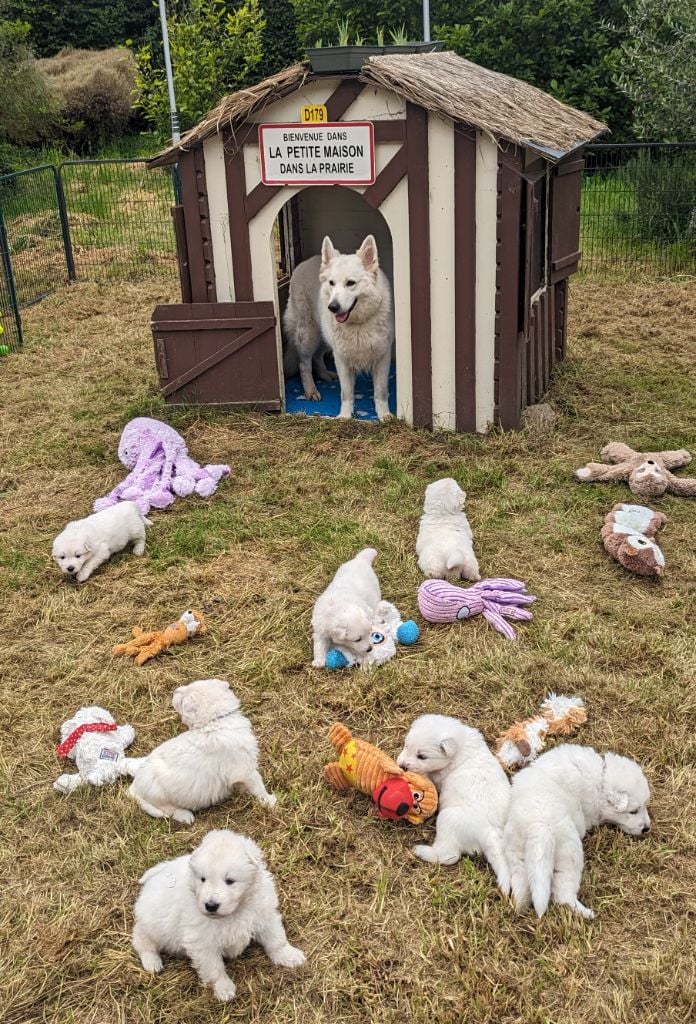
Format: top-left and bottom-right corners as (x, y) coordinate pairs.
(397, 714), (511, 893)
(416, 478), (480, 581)
(52, 500), (151, 582)
(311, 547), (381, 667)
(132, 829), (305, 1002)
(128, 679), (276, 823)
(504, 744), (651, 919)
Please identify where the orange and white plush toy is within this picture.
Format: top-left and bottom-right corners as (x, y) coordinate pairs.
(324, 723), (438, 824)
(494, 694), (587, 770)
(113, 609), (206, 665)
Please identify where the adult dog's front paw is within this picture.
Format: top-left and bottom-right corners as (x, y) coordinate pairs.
(304, 388), (321, 401)
(213, 976), (236, 1001)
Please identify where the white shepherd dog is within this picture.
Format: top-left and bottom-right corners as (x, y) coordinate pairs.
(504, 744), (651, 919)
(282, 235), (394, 420)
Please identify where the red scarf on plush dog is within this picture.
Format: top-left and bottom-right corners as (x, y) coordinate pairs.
(56, 721), (117, 758)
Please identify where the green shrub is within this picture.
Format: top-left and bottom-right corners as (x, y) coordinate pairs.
(624, 150), (696, 244)
(0, 18), (59, 148)
(38, 46), (138, 153)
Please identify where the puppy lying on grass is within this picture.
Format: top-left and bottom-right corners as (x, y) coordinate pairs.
(52, 500), (150, 582)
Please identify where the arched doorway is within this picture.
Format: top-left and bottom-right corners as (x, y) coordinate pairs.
(273, 186), (395, 420)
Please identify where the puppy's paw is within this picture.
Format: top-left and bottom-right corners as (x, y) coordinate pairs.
(133, 542), (146, 556)
(574, 467), (591, 480)
(259, 793), (278, 808)
(75, 569), (92, 583)
(413, 844), (436, 863)
(213, 976), (236, 1002)
(271, 944), (306, 968)
(304, 388), (321, 401)
(140, 952), (163, 973)
(311, 658), (325, 668)
(573, 901), (595, 920)
(172, 808), (195, 825)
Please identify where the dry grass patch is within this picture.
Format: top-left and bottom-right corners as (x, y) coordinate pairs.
(0, 277), (695, 1024)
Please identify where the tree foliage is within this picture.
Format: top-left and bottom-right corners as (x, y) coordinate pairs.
(613, 0), (696, 141)
(0, 0), (159, 58)
(257, 0), (300, 80)
(134, 0), (265, 136)
(291, 0), (631, 135)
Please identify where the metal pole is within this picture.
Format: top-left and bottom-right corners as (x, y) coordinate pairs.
(0, 209), (23, 348)
(158, 0), (181, 144)
(422, 0), (431, 42)
(53, 164), (77, 282)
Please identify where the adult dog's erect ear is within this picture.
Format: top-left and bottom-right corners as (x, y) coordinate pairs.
(357, 234), (379, 273)
(321, 236), (337, 266)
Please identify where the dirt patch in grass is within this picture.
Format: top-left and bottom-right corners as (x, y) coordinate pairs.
(0, 278), (695, 1024)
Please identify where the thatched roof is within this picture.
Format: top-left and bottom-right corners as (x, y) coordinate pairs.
(150, 52), (605, 168)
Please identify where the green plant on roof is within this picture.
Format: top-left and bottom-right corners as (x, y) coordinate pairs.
(376, 27), (385, 46)
(336, 17), (350, 46)
(389, 25), (410, 45)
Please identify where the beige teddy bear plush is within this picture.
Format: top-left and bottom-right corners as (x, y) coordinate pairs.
(575, 442), (696, 498)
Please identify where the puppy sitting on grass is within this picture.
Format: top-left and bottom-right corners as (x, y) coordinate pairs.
(132, 829), (306, 1002)
(127, 678), (276, 824)
(416, 478), (480, 581)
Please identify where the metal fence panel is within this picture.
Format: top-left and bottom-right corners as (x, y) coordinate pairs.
(581, 143), (696, 277)
(59, 159), (178, 282)
(0, 164), (70, 307)
(0, 208), (22, 352)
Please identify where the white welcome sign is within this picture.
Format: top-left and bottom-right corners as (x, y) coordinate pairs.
(259, 122), (375, 186)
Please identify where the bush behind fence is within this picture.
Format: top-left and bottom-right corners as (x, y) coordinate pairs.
(0, 145), (694, 352)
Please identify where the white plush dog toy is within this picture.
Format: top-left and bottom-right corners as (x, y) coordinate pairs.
(54, 705), (136, 794)
(325, 601), (419, 670)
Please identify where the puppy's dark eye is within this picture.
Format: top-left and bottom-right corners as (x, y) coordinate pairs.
(417, 754), (426, 760)
(225, 879), (235, 886)
(200, 876), (206, 882)
(329, 280), (335, 286)
(346, 279), (356, 287)
(629, 809), (639, 815)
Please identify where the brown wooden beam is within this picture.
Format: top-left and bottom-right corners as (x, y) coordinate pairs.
(223, 130), (254, 301)
(362, 146), (407, 208)
(406, 102), (431, 429)
(325, 79), (365, 120)
(495, 148), (524, 429)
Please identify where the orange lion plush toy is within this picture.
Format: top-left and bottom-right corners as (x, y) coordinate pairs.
(113, 609), (206, 665)
(324, 723), (438, 824)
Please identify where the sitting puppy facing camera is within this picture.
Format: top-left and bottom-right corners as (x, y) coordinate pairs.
(127, 678), (276, 823)
(504, 744), (651, 919)
(132, 829), (306, 1002)
(52, 501), (151, 582)
(416, 478), (480, 581)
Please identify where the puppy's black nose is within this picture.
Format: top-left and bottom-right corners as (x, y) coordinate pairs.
(641, 824), (650, 834)
(204, 901), (220, 914)
(66, 565), (75, 573)
(328, 301), (340, 313)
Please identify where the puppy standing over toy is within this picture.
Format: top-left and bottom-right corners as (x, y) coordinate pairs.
(311, 547), (381, 667)
(416, 478), (480, 581)
(128, 679), (276, 823)
(504, 744), (651, 919)
(52, 501), (151, 582)
(397, 715), (511, 894)
(132, 829), (305, 1002)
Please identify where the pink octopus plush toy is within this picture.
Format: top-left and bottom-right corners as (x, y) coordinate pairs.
(93, 417), (230, 516)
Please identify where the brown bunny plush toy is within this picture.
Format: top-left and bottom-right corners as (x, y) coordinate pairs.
(575, 442), (696, 498)
(601, 503), (667, 577)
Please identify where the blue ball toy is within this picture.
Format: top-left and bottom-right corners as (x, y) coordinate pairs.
(396, 620), (420, 645)
(325, 649), (350, 670)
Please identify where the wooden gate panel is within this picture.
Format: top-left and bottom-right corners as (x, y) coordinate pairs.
(151, 302), (280, 410)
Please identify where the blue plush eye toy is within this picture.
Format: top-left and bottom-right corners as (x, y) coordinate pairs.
(370, 631), (386, 645)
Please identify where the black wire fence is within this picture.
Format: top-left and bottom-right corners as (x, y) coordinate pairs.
(0, 146), (694, 354)
(581, 142), (696, 278)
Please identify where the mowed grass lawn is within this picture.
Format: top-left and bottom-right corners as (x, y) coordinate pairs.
(1, 276), (694, 1024)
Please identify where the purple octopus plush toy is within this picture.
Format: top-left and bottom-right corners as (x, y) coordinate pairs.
(93, 417), (230, 516)
(418, 578), (536, 640)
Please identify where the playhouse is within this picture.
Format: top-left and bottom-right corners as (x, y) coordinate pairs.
(149, 51), (605, 431)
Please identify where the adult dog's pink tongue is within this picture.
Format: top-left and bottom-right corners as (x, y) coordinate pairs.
(335, 311), (350, 324)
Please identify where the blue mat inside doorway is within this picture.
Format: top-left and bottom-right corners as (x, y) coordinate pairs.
(284, 363), (396, 420)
